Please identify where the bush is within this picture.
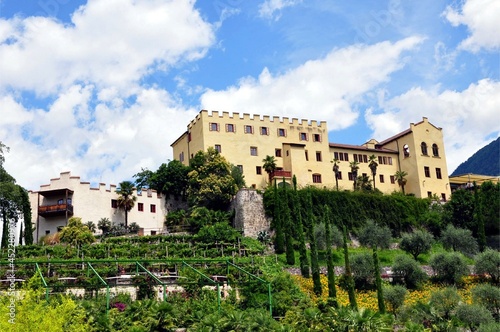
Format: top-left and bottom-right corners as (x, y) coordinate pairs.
(384, 285), (407, 313)
(128, 222), (140, 234)
(441, 224), (478, 257)
(429, 287), (461, 319)
(475, 249), (500, 284)
(195, 222), (241, 244)
(455, 304), (494, 331)
(429, 252), (469, 284)
(314, 222), (343, 250)
(399, 230), (434, 260)
(350, 253), (374, 290)
(478, 322), (500, 332)
(358, 220), (392, 249)
(392, 254), (427, 289)
(472, 284), (500, 319)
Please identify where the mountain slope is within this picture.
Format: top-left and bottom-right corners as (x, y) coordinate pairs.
(451, 137), (500, 176)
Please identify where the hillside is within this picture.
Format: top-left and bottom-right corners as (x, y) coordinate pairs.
(451, 137), (500, 176)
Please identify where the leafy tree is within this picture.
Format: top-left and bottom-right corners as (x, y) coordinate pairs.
(384, 285), (407, 313)
(392, 254), (428, 289)
(231, 164), (246, 188)
(443, 188), (475, 233)
(471, 284), (500, 319)
(394, 170), (408, 194)
(479, 181), (500, 236)
(355, 174), (373, 192)
(441, 224), (478, 257)
(456, 304), (494, 332)
(399, 229), (434, 260)
(293, 176), (309, 277)
(85, 221), (96, 233)
(115, 180), (136, 228)
(59, 217), (95, 246)
(262, 155), (277, 184)
(134, 160), (190, 199)
(350, 252), (374, 290)
(429, 252), (469, 285)
(97, 217), (111, 234)
(475, 249), (500, 284)
(132, 167), (154, 190)
(349, 160), (359, 189)
(369, 154), (378, 190)
(358, 220), (392, 249)
(187, 148), (239, 209)
(429, 287), (461, 320)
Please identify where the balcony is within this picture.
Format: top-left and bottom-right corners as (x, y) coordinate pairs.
(271, 170), (292, 180)
(39, 204), (74, 217)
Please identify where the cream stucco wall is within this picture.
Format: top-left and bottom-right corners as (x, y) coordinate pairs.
(172, 111), (451, 199)
(29, 171), (167, 242)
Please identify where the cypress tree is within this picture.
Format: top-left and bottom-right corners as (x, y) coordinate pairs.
(293, 176), (309, 277)
(283, 179), (295, 265)
(324, 205), (338, 307)
(273, 182), (285, 253)
(20, 188), (33, 245)
(306, 190), (322, 296)
(373, 247), (386, 313)
(343, 224), (357, 310)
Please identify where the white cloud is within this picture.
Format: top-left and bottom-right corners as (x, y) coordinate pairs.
(258, 0), (302, 20)
(444, 0), (500, 52)
(0, 0), (215, 95)
(201, 36), (424, 131)
(366, 79), (500, 174)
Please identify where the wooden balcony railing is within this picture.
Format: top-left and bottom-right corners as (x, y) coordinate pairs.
(39, 204), (73, 217)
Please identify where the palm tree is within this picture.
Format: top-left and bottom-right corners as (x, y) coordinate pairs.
(116, 181), (137, 228)
(349, 160), (359, 190)
(262, 155), (277, 184)
(394, 170), (408, 194)
(332, 158), (340, 191)
(368, 155), (378, 190)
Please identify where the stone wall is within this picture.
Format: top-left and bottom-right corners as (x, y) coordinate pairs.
(231, 188), (270, 238)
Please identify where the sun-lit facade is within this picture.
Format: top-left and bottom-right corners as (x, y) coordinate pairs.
(171, 110), (451, 200)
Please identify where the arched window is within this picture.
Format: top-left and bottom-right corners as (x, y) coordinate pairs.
(421, 142), (428, 155)
(432, 144), (439, 157)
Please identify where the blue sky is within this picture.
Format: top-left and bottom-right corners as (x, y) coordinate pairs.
(0, 0), (499, 190)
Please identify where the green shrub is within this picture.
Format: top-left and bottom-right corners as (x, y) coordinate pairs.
(429, 287), (461, 319)
(472, 284), (500, 319)
(350, 253), (374, 290)
(392, 254), (427, 289)
(358, 220), (392, 249)
(478, 322), (500, 332)
(475, 249), (500, 284)
(314, 222), (343, 250)
(195, 222), (241, 244)
(384, 285), (407, 313)
(429, 252), (469, 284)
(441, 224), (478, 257)
(399, 230), (434, 260)
(455, 304), (494, 332)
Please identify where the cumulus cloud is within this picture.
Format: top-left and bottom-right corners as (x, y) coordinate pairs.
(0, 0), (215, 95)
(201, 36), (424, 131)
(258, 0), (302, 20)
(366, 79), (500, 174)
(444, 0), (500, 52)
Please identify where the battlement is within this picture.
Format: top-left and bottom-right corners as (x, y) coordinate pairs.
(188, 109), (327, 129)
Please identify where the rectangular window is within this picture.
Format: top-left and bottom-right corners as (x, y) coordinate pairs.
(313, 134), (321, 142)
(300, 132), (308, 141)
(215, 144), (221, 153)
(379, 174), (385, 183)
(188, 132), (192, 142)
(179, 152), (184, 162)
(348, 172), (355, 181)
(111, 199), (118, 208)
(237, 165), (243, 172)
(256, 166), (262, 175)
(337, 152), (348, 161)
(354, 155), (358, 162)
(278, 128), (286, 137)
(383, 156), (388, 165)
(436, 168), (442, 179)
(363, 155), (368, 163)
(275, 149), (282, 157)
(312, 174), (322, 183)
(390, 175), (395, 184)
(250, 146), (258, 156)
(337, 171), (342, 180)
(334, 152), (339, 160)
(209, 122), (219, 131)
(244, 125), (253, 134)
(150, 204), (156, 213)
(45, 230), (50, 235)
(427, 191), (432, 198)
(316, 151), (322, 162)
(226, 123), (235, 132)
(344, 153), (349, 161)
(424, 166), (430, 177)
(138, 203), (144, 212)
(260, 127), (269, 135)
(388, 157), (393, 165)
(151, 231), (157, 236)
(441, 193), (446, 202)
(378, 156), (383, 164)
